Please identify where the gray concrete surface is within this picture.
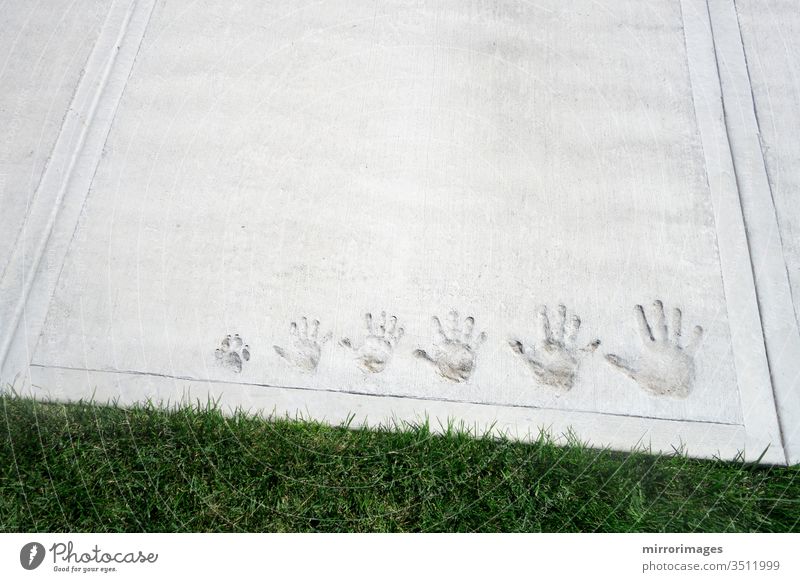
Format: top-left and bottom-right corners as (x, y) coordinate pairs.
(0, 0), (113, 276)
(0, 0), (797, 463)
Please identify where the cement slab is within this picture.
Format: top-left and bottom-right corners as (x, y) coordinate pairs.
(733, 0), (800, 464)
(0, 0), (114, 275)
(0, 0), (794, 464)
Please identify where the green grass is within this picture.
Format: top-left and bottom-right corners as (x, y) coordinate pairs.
(1, 394), (798, 532)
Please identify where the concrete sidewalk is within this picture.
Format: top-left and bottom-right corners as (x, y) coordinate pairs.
(1, 0), (797, 464)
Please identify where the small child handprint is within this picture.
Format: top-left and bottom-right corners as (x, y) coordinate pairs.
(508, 304), (600, 391)
(273, 317), (332, 373)
(340, 311), (404, 373)
(414, 310), (487, 383)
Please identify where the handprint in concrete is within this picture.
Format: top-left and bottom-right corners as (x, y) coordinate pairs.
(273, 317), (332, 372)
(340, 311), (405, 373)
(605, 300), (704, 397)
(414, 310), (487, 383)
(508, 304), (600, 391)
(215, 334), (250, 373)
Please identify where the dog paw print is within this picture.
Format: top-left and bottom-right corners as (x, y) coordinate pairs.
(508, 304), (600, 391)
(340, 311), (405, 373)
(605, 300), (704, 398)
(273, 317), (332, 372)
(215, 334), (250, 373)
(414, 310), (487, 383)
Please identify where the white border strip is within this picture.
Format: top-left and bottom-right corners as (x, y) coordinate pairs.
(680, 0), (786, 463)
(705, 0), (800, 464)
(2, 533), (798, 579)
(0, 0), (157, 385)
(30, 365), (775, 463)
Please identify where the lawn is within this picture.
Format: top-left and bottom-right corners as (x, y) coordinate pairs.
(1, 394), (798, 532)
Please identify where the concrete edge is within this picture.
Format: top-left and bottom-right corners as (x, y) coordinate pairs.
(27, 364), (787, 465)
(0, 0), (158, 385)
(706, 0), (800, 465)
(681, 0), (787, 464)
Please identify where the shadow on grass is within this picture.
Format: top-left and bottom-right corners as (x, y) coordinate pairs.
(1, 392), (798, 532)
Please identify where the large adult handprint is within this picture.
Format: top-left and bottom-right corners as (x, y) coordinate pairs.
(413, 310), (487, 383)
(605, 300), (704, 397)
(508, 304), (600, 391)
(340, 311), (405, 373)
(273, 317), (332, 372)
